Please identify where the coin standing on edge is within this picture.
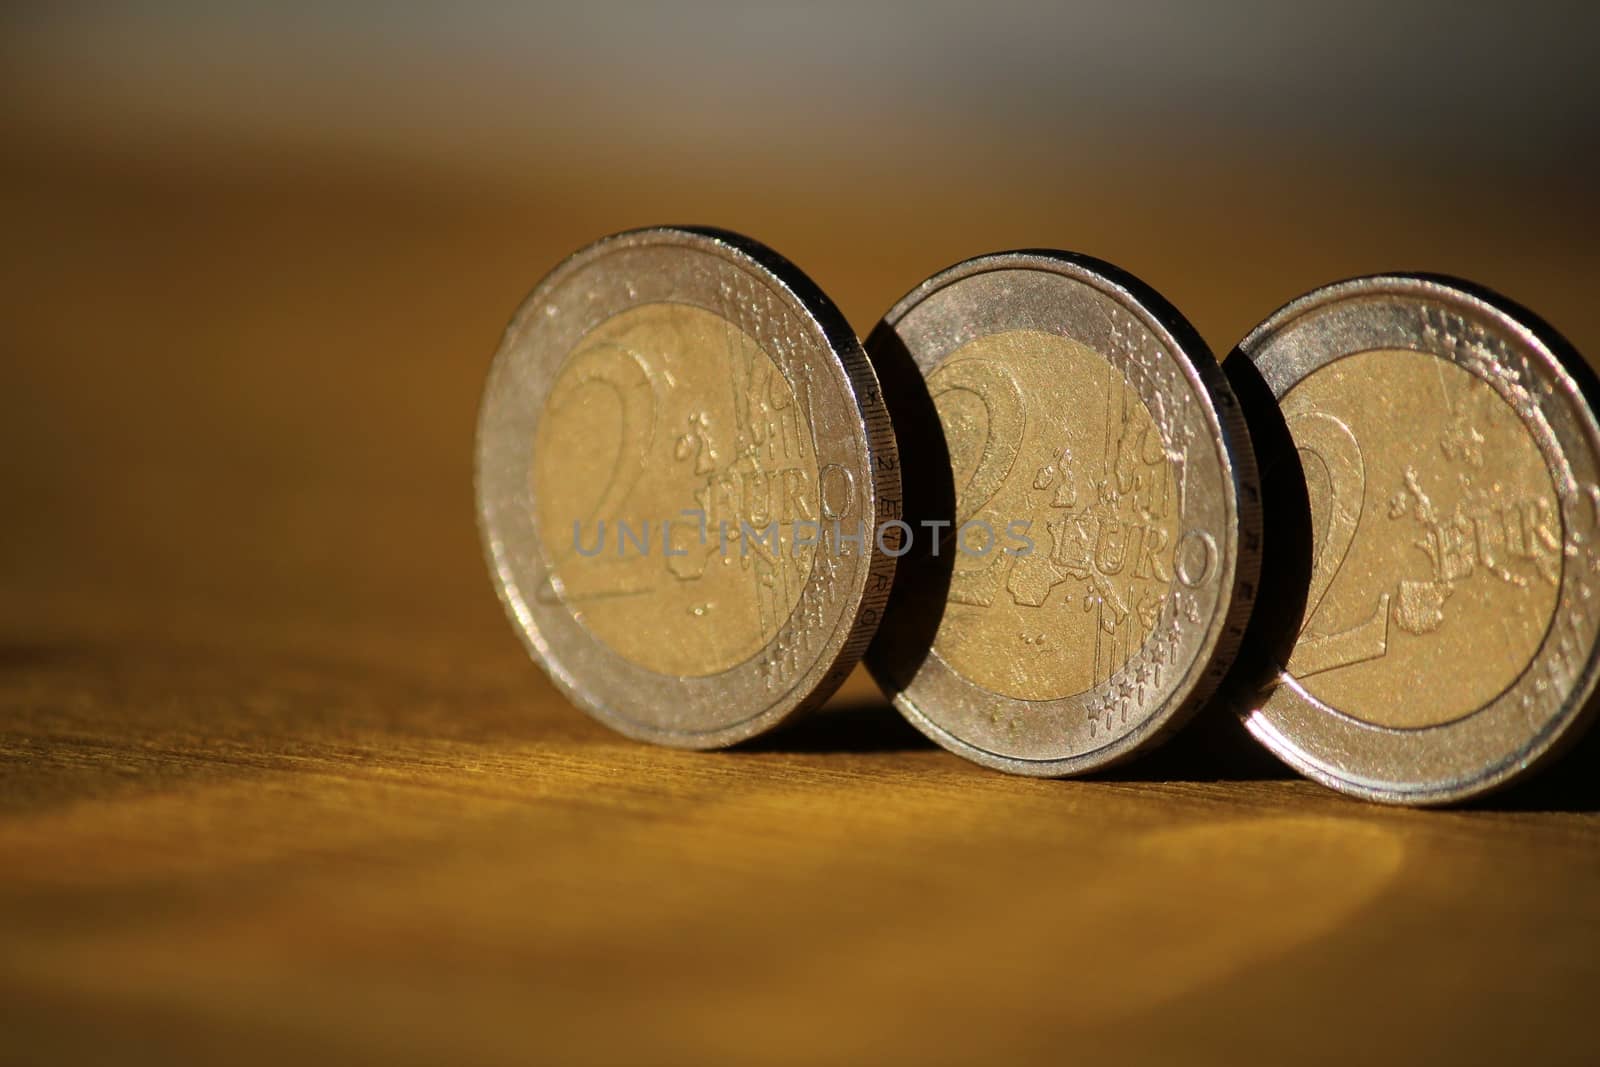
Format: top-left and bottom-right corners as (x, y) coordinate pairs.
(865, 251), (1262, 776)
(1236, 274), (1600, 804)
(477, 227), (900, 748)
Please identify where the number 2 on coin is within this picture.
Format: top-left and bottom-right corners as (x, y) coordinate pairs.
(1286, 411), (1390, 678)
(930, 359), (1025, 607)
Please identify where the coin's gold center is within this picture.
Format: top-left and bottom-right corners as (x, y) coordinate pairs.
(532, 302), (818, 678)
(928, 330), (1178, 701)
(1281, 347), (1560, 728)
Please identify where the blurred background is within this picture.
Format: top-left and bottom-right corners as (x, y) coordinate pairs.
(2, 5), (1599, 1062)
(3, 1), (1596, 661)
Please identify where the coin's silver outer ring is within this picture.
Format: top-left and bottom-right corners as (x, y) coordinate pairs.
(1238, 273), (1600, 804)
(866, 251), (1261, 776)
(475, 226), (900, 749)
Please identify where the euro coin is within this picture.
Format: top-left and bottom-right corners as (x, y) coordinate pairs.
(477, 227), (900, 748)
(864, 251), (1262, 775)
(1235, 274), (1600, 803)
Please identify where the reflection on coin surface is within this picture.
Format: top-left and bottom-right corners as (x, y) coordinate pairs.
(478, 227), (899, 748)
(865, 251), (1262, 776)
(1237, 274), (1600, 803)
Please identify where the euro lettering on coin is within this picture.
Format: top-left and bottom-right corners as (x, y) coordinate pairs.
(1236, 274), (1600, 804)
(865, 251), (1262, 775)
(476, 227), (900, 748)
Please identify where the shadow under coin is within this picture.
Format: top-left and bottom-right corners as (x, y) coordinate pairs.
(739, 698), (935, 755)
(1091, 707), (1299, 783)
(1467, 711), (1600, 814)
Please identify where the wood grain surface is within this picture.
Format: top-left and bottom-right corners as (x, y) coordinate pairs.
(3, 126), (1598, 1065)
